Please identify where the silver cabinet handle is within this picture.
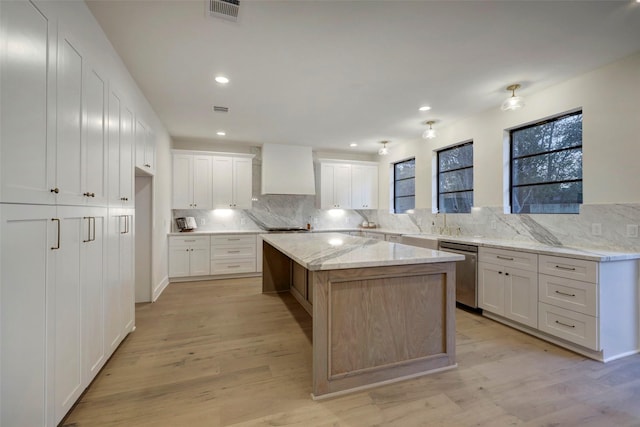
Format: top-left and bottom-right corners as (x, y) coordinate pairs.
(497, 255), (514, 261)
(555, 320), (575, 328)
(227, 265), (240, 268)
(555, 265), (576, 271)
(555, 290), (576, 297)
(51, 218), (60, 250)
(50, 187), (59, 194)
(83, 217), (92, 243)
(227, 250), (241, 254)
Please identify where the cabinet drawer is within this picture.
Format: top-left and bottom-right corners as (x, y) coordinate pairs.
(211, 245), (256, 259)
(211, 235), (256, 246)
(170, 235), (210, 248)
(539, 255), (597, 283)
(539, 274), (597, 316)
(538, 302), (598, 350)
(210, 259), (256, 275)
(479, 247), (538, 272)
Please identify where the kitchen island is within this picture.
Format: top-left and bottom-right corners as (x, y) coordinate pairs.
(261, 232), (464, 399)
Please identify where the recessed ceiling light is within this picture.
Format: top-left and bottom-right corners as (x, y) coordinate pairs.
(215, 76), (229, 84)
(419, 106), (431, 111)
(216, 131), (226, 136)
(350, 143), (358, 147)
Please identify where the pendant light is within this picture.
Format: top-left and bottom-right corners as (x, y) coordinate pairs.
(501, 84), (525, 111)
(422, 121), (436, 139)
(378, 141), (389, 156)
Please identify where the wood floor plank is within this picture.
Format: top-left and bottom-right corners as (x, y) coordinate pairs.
(62, 277), (640, 426)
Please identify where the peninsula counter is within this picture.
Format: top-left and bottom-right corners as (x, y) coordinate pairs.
(261, 233), (464, 399)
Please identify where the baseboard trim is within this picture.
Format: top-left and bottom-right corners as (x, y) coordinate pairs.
(152, 275), (169, 302)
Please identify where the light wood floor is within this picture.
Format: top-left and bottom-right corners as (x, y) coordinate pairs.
(63, 278), (640, 427)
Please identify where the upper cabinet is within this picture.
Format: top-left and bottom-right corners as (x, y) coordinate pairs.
(135, 119), (156, 175)
(319, 160), (378, 210)
(172, 151), (253, 210)
(107, 89), (134, 208)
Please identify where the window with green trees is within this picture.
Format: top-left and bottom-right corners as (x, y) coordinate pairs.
(510, 111), (583, 214)
(394, 158), (415, 213)
(437, 142), (473, 213)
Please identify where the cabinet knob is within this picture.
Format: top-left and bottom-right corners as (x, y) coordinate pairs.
(50, 188), (59, 194)
(145, 163), (151, 168)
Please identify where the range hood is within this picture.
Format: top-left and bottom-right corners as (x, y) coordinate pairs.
(261, 143), (316, 195)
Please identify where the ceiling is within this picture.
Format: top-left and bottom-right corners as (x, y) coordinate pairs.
(86, 0), (640, 154)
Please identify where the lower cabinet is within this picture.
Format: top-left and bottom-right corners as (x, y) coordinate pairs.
(210, 234), (257, 275)
(0, 204), (133, 426)
(168, 235), (210, 277)
(478, 247), (538, 329)
(291, 261), (312, 315)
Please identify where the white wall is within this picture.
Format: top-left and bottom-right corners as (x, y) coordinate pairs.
(52, 0), (172, 292)
(379, 51), (640, 209)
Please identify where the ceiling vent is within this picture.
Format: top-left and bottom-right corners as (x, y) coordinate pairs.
(208, 0), (240, 22)
(213, 106), (229, 113)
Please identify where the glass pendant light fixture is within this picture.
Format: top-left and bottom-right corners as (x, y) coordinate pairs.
(422, 121), (436, 139)
(501, 84), (525, 111)
(378, 141), (389, 156)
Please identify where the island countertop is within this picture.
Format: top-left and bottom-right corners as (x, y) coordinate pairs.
(261, 232), (463, 271)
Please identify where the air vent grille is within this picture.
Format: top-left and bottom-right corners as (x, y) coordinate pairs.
(213, 106), (229, 113)
(209, 0), (239, 22)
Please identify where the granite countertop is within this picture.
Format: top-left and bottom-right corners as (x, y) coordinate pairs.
(261, 232), (464, 271)
(401, 234), (640, 262)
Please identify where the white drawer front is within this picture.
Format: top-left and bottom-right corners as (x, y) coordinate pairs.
(539, 274), (598, 316)
(170, 235), (210, 248)
(210, 259), (256, 275)
(538, 302), (598, 350)
(539, 255), (597, 283)
(479, 247), (538, 272)
(211, 245), (256, 259)
(211, 235), (256, 246)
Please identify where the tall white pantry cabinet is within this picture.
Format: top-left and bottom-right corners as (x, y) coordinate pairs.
(0, 1), (140, 425)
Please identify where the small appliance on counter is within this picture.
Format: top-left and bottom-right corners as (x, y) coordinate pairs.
(176, 217), (197, 232)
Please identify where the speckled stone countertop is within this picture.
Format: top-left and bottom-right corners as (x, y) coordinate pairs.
(261, 232), (464, 271)
(401, 234), (640, 262)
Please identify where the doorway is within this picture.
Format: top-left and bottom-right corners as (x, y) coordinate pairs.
(135, 174), (153, 302)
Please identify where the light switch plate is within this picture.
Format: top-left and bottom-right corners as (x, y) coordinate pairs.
(591, 223), (602, 236)
(627, 224), (638, 238)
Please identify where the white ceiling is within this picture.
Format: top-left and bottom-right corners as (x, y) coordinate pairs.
(86, 0), (640, 154)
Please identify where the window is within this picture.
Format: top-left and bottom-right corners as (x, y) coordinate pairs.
(437, 142), (473, 213)
(510, 111), (583, 214)
(393, 158), (415, 213)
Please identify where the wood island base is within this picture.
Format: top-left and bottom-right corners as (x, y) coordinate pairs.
(262, 241), (457, 399)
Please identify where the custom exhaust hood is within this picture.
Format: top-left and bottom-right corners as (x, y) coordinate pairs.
(261, 143), (316, 195)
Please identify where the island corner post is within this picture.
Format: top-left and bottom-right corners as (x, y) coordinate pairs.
(261, 237), (458, 399)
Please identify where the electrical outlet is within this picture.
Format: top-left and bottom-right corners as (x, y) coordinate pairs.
(313, 217), (318, 224)
(491, 220), (497, 230)
(627, 224), (639, 238)
(591, 223), (602, 236)
(199, 217), (206, 226)
(240, 217), (246, 225)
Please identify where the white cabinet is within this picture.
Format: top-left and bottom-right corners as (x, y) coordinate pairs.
(0, 0), (57, 206)
(351, 164), (378, 209)
(320, 162), (351, 209)
(169, 235), (210, 277)
(478, 247), (538, 328)
(210, 234), (257, 275)
(172, 153), (212, 209)
(211, 155), (253, 209)
(107, 90), (135, 208)
(135, 119), (155, 174)
(1, 204), (56, 427)
(83, 64), (108, 206)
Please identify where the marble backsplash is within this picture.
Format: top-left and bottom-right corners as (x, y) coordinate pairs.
(173, 203), (640, 252)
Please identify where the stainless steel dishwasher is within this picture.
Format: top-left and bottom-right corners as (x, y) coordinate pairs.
(438, 241), (479, 309)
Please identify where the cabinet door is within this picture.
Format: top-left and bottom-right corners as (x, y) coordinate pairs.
(0, 0), (56, 205)
(233, 157), (253, 209)
(320, 163), (335, 209)
(56, 27), (85, 206)
(1, 204), (56, 427)
(169, 246), (191, 277)
(190, 247), (211, 276)
(83, 65), (108, 206)
(82, 209), (107, 385)
(120, 212), (135, 333)
(105, 209), (123, 355)
(504, 267), (538, 328)
(54, 207), (83, 424)
(193, 155), (212, 209)
(145, 130), (156, 173)
(351, 165), (377, 209)
(212, 156), (233, 208)
(333, 164), (351, 209)
(135, 119), (147, 170)
(120, 107), (134, 207)
(107, 91), (122, 206)
(172, 154), (194, 209)
(478, 262), (505, 315)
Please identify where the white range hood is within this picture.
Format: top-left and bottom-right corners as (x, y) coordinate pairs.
(261, 143), (316, 195)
